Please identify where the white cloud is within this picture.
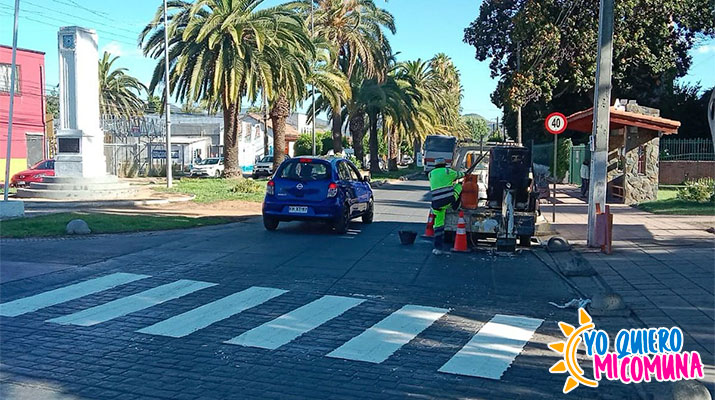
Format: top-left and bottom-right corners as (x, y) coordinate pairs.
(696, 44), (715, 54)
(101, 41), (141, 58)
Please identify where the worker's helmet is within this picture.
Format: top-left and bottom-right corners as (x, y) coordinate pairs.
(434, 158), (447, 167)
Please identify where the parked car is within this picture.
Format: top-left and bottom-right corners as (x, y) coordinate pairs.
(253, 155), (275, 178)
(262, 157), (374, 234)
(10, 159), (55, 187)
(399, 154), (413, 166)
(190, 157), (224, 177)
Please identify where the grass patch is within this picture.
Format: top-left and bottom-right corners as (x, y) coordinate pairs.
(638, 198), (715, 215)
(657, 188), (678, 201)
(0, 212), (234, 238)
(370, 166), (419, 180)
(156, 177), (266, 203)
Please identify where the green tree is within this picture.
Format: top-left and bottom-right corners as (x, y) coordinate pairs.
(463, 115), (489, 141)
(145, 94), (163, 114)
(46, 85), (59, 119)
(660, 84), (714, 139)
(294, 132), (323, 156)
(140, 0), (310, 177)
(98, 52), (146, 117)
(464, 0), (715, 143)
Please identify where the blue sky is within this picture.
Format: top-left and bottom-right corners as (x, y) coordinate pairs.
(1, 0), (713, 121)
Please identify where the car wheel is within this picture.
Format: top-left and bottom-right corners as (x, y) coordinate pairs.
(215, 170), (221, 178)
(362, 199), (374, 224)
(263, 215), (279, 231)
(333, 203), (351, 234)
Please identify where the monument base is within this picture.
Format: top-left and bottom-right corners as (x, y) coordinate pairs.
(0, 200), (25, 219)
(17, 176), (137, 200)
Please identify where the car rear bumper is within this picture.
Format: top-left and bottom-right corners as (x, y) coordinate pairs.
(263, 197), (342, 221)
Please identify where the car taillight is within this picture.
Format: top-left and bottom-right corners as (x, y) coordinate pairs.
(266, 180), (275, 195)
(327, 182), (338, 198)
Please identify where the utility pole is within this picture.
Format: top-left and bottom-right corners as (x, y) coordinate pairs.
(587, 0), (614, 247)
(516, 43), (522, 145)
(163, 0), (173, 188)
(3, 0), (20, 202)
(310, 0), (316, 156)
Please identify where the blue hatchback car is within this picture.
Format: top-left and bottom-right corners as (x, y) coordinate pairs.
(262, 157), (374, 233)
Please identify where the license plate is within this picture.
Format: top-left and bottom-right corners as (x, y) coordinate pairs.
(17, 181), (25, 186)
(289, 206), (308, 214)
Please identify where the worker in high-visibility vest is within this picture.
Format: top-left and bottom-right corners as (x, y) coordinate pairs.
(428, 158), (464, 255)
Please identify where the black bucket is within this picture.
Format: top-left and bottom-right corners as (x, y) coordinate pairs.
(398, 230), (417, 245)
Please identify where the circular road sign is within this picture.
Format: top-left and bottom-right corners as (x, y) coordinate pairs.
(545, 112), (568, 135)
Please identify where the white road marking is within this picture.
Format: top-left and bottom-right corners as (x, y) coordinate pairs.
(438, 314), (543, 379)
(0, 273), (150, 317)
(327, 304), (449, 363)
(137, 286), (288, 338)
(47, 280), (216, 326)
(226, 295), (365, 349)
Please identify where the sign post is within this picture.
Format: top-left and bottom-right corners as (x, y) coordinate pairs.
(545, 112), (568, 222)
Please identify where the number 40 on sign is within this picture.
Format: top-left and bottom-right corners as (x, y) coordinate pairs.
(545, 112), (568, 223)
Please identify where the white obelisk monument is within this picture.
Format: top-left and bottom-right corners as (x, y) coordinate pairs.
(54, 26), (106, 177)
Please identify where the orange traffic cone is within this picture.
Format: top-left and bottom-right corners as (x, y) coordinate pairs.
(452, 210), (470, 252)
(422, 210), (435, 238)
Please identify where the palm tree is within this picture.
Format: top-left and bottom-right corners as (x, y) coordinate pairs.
(291, 0), (395, 154)
(140, 0), (311, 177)
(98, 52), (146, 117)
(358, 75), (418, 173)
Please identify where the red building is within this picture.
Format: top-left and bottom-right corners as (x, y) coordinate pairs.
(0, 45), (46, 182)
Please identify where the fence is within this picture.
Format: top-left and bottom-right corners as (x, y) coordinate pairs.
(660, 138), (714, 161)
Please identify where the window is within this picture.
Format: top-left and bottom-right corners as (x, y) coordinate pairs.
(338, 162), (353, 181)
(255, 125), (261, 140)
(0, 63), (20, 93)
(348, 163), (362, 181)
(278, 161), (329, 181)
(637, 145), (646, 175)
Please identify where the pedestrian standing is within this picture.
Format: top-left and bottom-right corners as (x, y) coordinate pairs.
(580, 160), (590, 198)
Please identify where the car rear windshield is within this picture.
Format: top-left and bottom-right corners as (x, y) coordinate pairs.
(278, 161), (330, 181)
(424, 136), (457, 153)
(204, 158), (220, 165)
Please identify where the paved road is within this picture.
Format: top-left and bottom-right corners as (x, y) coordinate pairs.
(1, 179), (637, 399)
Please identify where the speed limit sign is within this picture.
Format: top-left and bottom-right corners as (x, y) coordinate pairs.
(545, 112), (568, 135)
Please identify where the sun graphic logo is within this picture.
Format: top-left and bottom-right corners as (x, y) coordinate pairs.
(548, 308), (599, 394)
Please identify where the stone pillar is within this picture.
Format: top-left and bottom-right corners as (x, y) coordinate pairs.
(54, 26), (106, 178)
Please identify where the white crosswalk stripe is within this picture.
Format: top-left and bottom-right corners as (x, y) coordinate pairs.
(0, 273), (150, 317)
(226, 295), (365, 350)
(137, 286), (288, 338)
(48, 280), (216, 326)
(438, 314), (543, 379)
(3, 275), (547, 380)
(327, 304), (449, 363)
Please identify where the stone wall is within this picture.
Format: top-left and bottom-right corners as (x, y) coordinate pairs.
(623, 127), (659, 204)
(659, 161), (715, 184)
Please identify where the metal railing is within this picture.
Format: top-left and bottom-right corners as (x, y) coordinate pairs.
(660, 138), (714, 161)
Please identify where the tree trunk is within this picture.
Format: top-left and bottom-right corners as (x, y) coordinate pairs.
(387, 125), (398, 171)
(413, 136), (421, 167)
(331, 104), (343, 154)
(368, 112), (381, 174)
(222, 101), (241, 178)
(349, 111), (366, 168)
(270, 94), (290, 171)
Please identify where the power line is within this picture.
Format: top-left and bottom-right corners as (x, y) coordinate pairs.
(0, 7), (139, 47)
(20, 0), (141, 37)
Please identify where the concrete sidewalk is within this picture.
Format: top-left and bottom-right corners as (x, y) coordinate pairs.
(544, 185), (715, 371)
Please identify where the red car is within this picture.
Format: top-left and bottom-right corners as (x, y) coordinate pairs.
(10, 159), (55, 187)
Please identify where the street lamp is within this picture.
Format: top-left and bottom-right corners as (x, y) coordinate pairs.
(311, 0), (316, 156)
(163, 0), (173, 188)
(3, 0), (20, 202)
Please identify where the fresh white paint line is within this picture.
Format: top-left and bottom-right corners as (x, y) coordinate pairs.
(137, 286), (288, 338)
(438, 314), (543, 379)
(0, 273), (150, 317)
(47, 280), (216, 326)
(327, 304), (449, 364)
(226, 295), (365, 349)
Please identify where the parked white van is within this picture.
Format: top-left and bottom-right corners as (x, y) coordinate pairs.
(423, 135), (457, 173)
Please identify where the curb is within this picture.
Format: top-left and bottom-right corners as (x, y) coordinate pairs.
(22, 195), (196, 209)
